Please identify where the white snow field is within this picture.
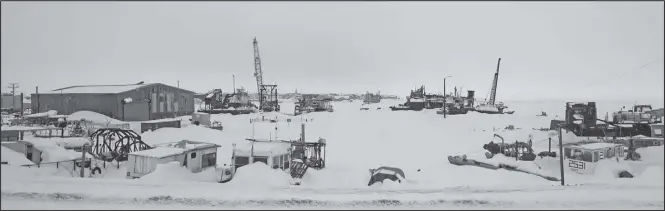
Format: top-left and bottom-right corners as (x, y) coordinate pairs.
(2, 99), (663, 209)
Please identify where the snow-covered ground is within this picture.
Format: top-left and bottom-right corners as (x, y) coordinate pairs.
(2, 99), (663, 209)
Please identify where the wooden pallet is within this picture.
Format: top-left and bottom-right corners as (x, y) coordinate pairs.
(290, 161), (308, 179)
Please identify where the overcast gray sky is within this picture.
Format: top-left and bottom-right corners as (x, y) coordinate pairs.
(1, 2), (663, 101)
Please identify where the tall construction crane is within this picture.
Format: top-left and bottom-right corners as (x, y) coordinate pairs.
(488, 58), (501, 106)
(252, 38), (280, 112)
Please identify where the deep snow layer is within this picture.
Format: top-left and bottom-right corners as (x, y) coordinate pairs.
(2, 99), (664, 209)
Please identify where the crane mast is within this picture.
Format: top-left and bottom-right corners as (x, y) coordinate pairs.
(488, 58), (501, 105)
(252, 37), (280, 112)
(253, 38), (265, 107)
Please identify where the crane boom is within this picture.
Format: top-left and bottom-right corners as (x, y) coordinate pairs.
(253, 38), (264, 97)
(488, 58), (501, 105)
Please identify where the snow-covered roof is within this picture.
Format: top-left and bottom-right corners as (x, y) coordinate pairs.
(573, 143), (621, 150)
(1, 146), (35, 166)
(142, 118), (181, 124)
(0, 125), (52, 131)
(129, 147), (185, 159)
(47, 84), (153, 94)
(133, 140), (219, 158)
(24, 110), (58, 118)
(152, 140), (220, 151)
(234, 141), (291, 157)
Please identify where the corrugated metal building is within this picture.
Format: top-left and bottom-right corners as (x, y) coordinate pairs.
(31, 83), (195, 121)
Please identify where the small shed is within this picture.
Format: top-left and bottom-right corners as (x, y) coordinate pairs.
(190, 112), (211, 126)
(126, 140), (220, 179)
(1, 141), (42, 164)
(233, 139), (292, 170)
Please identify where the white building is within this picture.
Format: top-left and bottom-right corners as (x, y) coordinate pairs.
(233, 139), (292, 170)
(126, 140), (220, 179)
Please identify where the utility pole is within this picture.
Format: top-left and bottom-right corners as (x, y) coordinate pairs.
(80, 144), (88, 178)
(558, 123), (566, 186)
(443, 76), (452, 118)
(177, 81), (180, 88)
(7, 83), (19, 111)
(36, 86), (40, 113)
(233, 74), (236, 94)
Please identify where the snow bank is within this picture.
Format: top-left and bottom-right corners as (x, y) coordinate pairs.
(23, 137), (91, 162)
(140, 162), (219, 183)
(55, 137), (91, 148)
(24, 110), (57, 118)
(227, 162), (292, 188)
(637, 146), (664, 164)
(1, 146), (34, 166)
(68, 111), (125, 125)
(592, 159), (634, 180)
(638, 166), (664, 185)
(141, 126), (225, 146)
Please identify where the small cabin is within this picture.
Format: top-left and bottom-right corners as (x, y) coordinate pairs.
(1, 141), (42, 164)
(232, 140), (292, 170)
(126, 140), (220, 179)
(564, 142), (625, 174)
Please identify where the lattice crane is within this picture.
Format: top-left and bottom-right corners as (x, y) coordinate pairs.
(252, 38), (279, 112)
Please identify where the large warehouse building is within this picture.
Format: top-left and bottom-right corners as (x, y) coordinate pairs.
(31, 83), (195, 121)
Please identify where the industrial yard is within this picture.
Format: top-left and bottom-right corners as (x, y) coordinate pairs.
(2, 1), (664, 210)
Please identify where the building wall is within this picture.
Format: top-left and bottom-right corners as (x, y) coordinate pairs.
(185, 147), (218, 173)
(1, 95), (26, 110)
(30, 93), (119, 118)
(118, 84), (195, 120)
(126, 154), (183, 179)
(123, 101), (150, 121)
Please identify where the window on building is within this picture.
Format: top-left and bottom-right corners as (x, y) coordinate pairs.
(253, 156), (268, 164)
(564, 148), (572, 158)
(272, 156), (280, 169)
(606, 148), (615, 158)
(283, 154), (291, 169)
(151, 93), (157, 113)
(190, 152), (196, 159)
(202, 152), (217, 168)
(593, 151), (599, 162)
(582, 151), (593, 162)
(166, 92), (172, 112)
(235, 156), (249, 169)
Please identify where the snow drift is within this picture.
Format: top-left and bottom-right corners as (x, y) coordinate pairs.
(140, 162), (219, 183)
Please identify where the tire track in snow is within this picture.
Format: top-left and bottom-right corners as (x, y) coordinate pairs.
(2, 191), (663, 209)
